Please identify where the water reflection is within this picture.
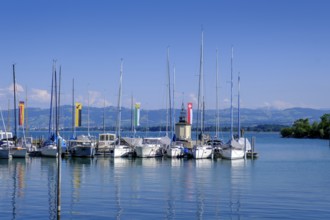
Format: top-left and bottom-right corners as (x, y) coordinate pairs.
(169, 158), (183, 167)
(228, 159), (246, 219)
(133, 157), (164, 167)
(41, 158), (58, 220)
(162, 158), (184, 219)
(67, 157), (95, 217)
(112, 158), (133, 219)
(4, 156), (250, 219)
(10, 159), (27, 220)
(1, 133), (330, 219)
(194, 159), (214, 220)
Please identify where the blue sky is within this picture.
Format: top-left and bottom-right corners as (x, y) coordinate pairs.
(0, 0), (329, 111)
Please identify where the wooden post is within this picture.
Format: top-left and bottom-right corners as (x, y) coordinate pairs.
(251, 136), (256, 160)
(57, 138), (61, 218)
(244, 137), (247, 160)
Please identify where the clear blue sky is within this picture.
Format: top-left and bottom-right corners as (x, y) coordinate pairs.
(0, 0), (329, 111)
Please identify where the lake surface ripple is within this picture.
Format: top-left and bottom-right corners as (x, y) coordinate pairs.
(1, 133), (330, 219)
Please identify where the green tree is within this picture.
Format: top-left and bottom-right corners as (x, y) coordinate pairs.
(309, 121), (320, 138)
(292, 118), (311, 138)
(281, 127), (293, 137)
(280, 114), (330, 139)
(318, 114), (330, 139)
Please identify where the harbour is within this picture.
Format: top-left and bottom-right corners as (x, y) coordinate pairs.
(1, 1), (330, 219)
(1, 132), (330, 219)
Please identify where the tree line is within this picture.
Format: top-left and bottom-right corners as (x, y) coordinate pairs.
(281, 114), (330, 139)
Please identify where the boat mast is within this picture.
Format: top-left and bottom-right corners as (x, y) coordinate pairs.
(201, 31), (204, 136)
(25, 86), (29, 136)
(196, 30), (204, 143)
(7, 99), (10, 132)
(52, 61), (56, 135)
(230, 46), (234, 139)
(103, 97), (105, 133)
(166, 47), (172, 138)
(54, 65), (58, 138)
(72, 78), (75, 138)
(172, 65), (176, 139)
(87, 86), (90, 136)
(58, 66), (61, 137)
(215, 49), (220, 139)
(116, 59), (123, 145)
(131, 93), (135, 137)
(12, 64), (17, 143)
(49, 62), (55, 137)
(238, 73), (241, 138)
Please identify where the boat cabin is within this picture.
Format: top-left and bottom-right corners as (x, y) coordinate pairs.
(97, 133), (117, 148)
(0, 130), (13, 140)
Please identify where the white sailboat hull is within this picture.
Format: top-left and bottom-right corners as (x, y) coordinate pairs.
(41, 145), (58, 157)
(112, 145), (132, 157)
(221, 148), (245, 160)
(166, 146), (184, 158)
(193, 145), (213, 159)
(220, 139), (245, 160)
(11, 147), (28, 158)
(135, 145), (163, 158)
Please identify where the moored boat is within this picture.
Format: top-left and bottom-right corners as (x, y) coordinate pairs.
(192, 144), (213, 159)
(111, 59), (134, 158)
(220, 139), (245, 160)
(68, 135), (96, 158)
(112, 144), (132, 157)
(0, 147), (11, 159)
(40, 134), (66, 158)
(166, 142), (185, 158)
(135, 137), (169, 158)
(96, 133), (116, 155)
(11, 146), (28, 158)
(0, 131), (13, 159)
(40, 142), (58, 157)
(191, 30), (214, 160)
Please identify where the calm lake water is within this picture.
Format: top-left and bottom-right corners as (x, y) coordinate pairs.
(1, 132), (330, 219)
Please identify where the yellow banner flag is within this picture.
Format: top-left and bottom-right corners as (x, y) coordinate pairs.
(75, 102), (82, 127)
(19, 101), (25, 126)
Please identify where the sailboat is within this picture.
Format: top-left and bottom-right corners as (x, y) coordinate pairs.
(135, 107), (170, 158)
(120, 95), (143, 150)
(165, 50), (184, 158)
(192, 30), (213, 159)
(111, 59), (133, 158)
(10, 64), (28, 158)
(68, 134), (96, 158)
(40, 63), (66, 157)
(96, 97), (116, 155)
(208, 49), (224, 157)
(68, 80), (96, 158)
(220, 48), (245, 160)
(236, 74), (253, 156)
(0, 133), (12, 159)
(166, 102), (186, 158)
(135, 57), (170, 158)
(0, 106), (12, 159)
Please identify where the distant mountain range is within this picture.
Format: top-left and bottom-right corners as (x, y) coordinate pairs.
(1, 105), (329, 131)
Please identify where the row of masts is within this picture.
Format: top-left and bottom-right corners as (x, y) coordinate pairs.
(195, 31), (242, 143)
(5, 45), (242, 142)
